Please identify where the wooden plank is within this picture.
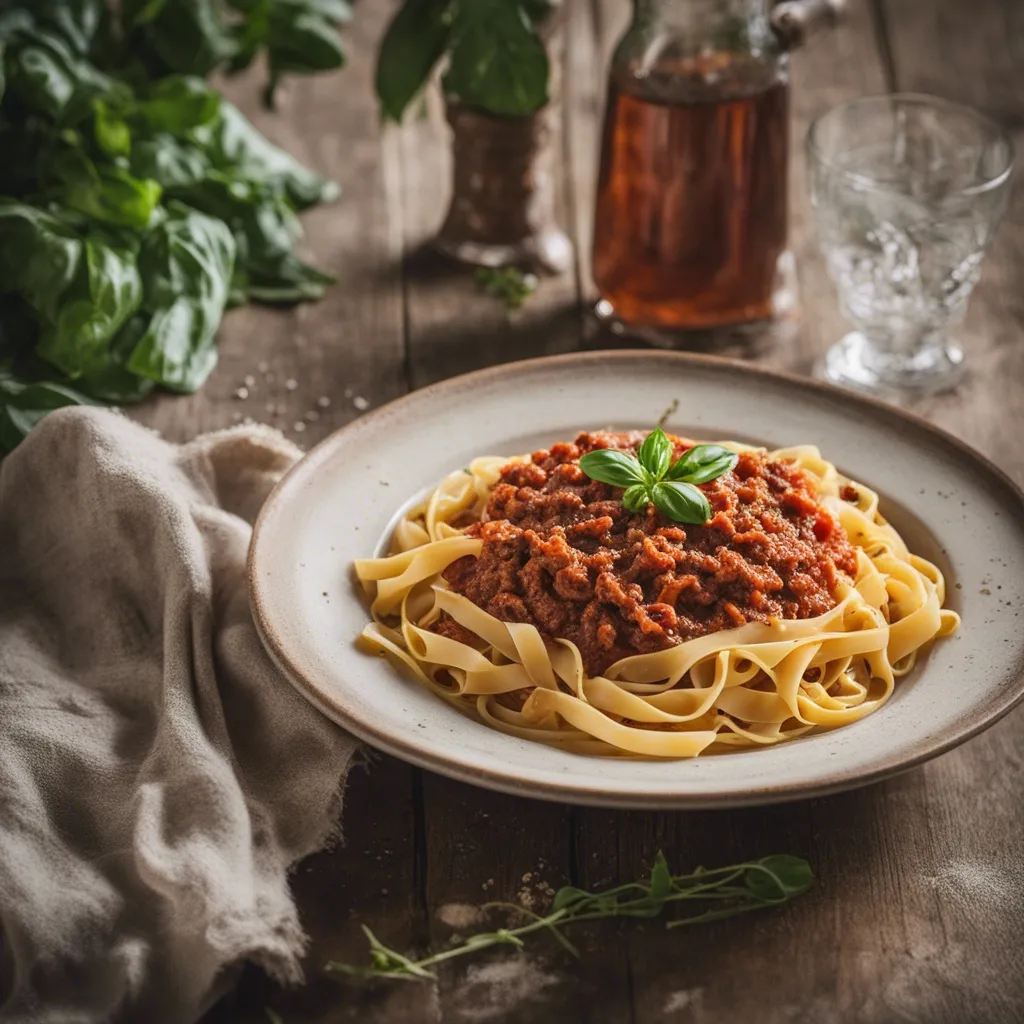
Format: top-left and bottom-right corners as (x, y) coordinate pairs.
(418, 776), (579, 1024)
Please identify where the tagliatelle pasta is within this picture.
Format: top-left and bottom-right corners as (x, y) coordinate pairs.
(354, 435), (959, 759)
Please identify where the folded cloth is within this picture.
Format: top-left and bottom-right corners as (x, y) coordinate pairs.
(0, 408), (357, 1023)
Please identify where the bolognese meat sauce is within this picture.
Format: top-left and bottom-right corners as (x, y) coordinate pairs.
(436, 432), (857, 676)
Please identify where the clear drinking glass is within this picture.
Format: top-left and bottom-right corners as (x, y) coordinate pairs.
(808, 94), (1013, 394)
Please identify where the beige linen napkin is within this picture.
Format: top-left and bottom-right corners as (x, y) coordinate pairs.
(0, 407), (358, 1023)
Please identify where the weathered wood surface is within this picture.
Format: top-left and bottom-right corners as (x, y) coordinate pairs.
(136, 0), (1024, 1020)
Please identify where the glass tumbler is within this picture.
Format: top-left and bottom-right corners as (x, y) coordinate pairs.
(807, 94), (1013, 394)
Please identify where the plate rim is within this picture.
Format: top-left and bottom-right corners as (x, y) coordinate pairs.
(248, 349), (1024, 809)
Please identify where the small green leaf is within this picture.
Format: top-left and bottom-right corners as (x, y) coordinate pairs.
(474, 266), (537, 309)
(138, 74), (220, 133)
(0, 372), (98, 455)
(375, 0), (451, 122)
(50, 148), (162, 229)
(637, 427), (672, 478)
(442, 0), (549, 117)
(649, 851), (671, 903)
(130, 134), (209, 189)
(126, 202), (235, 392)
(578, 448), (646, 489)
(196, 101), (338, 209)
(621, 483), (649, 513)
(128, 0), (237, 77)
(92, 99), (131, 158)
(745, 855), (814, 901)
(551, 885), (591, 913)
(651, 481), (711, 525)
(266, 10), (345, 76)
(666, 444), (739, 485)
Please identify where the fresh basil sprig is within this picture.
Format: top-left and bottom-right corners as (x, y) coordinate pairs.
(326, 851), (813, 981)
(577, 428), (738, 525)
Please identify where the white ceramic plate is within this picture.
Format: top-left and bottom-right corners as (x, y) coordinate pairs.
(249, 352), (1024, 808)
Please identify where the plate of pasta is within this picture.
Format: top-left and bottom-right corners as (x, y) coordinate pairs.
(249, 351), (1024, 808)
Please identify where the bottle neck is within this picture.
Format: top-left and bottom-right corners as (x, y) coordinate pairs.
(634, 0), (776, 52)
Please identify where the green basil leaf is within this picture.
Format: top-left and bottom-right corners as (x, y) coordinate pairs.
(621, 483), (649, 513)
(195, 101), (338, 208)
(36, 236), (143, 378)
(173, 172), (298, 256)
(551, 885), (591, 913)
(0, 201), (142, 381)
(650, 481), (711, 525)
(666, 444), (739, 485)
(745, 855), (813, 901)
(637, 427), (672, 478)
(243, 253), (335, 303)
(0, 201), (82, 324)
(130, 134), (210, 189)
(267, 10), (344, 75)
(6, 25), (127, 125)
(578, 448), (646, 489)
(442, 0), (549, 117)
(376, 0), (450, 122)
(28, 0), (112, 58)
(125, 202), (235, 392)
(128, 0), (237, 77)
(52, 149), (162, 229)
(92, 98), (131, 158)
(0, 373), (97, 455)
(137, 75), (220, 134)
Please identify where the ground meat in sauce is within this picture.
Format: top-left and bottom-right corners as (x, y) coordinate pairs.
(434, 431), (858, 677)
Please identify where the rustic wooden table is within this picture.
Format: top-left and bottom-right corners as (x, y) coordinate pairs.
(135, 1), (1024, 1020)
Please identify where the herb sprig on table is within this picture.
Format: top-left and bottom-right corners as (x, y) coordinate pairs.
(474, 266), (538, 309)
(326, 852), (812, 981)
(578, 428), (739, 526)
(123, 0), (351, 108)
(0, 0), (343, 453)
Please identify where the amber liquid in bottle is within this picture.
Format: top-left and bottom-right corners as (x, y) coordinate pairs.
(593, 58), (790, 330)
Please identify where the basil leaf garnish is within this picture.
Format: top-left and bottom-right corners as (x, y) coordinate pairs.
(622, 483), (649, 513)
(651, 481), (712, 525)
(665, 444), (739, 485)
(577, 449), (647, 488)
(576, 429), (735, 525)
(637, 426), (672, 478)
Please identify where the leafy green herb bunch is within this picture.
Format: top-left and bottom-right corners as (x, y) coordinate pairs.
(0, 0), (344, 452)
(375, 0), (560, 122)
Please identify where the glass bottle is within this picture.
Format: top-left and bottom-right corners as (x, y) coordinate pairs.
(593, 0), (838, 335)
